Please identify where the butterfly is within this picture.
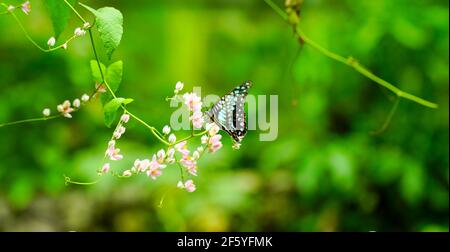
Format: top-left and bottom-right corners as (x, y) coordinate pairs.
(205, 81), (252, 146)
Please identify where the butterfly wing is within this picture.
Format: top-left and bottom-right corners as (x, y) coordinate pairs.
(206, 81), (252, 143)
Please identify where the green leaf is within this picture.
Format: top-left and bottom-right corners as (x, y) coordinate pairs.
(103, 97), (133, 127)
(80, 3), (123, 60)
(101, 60), (123, 105)
(44, 0), (77, 38)
(90, 60), (106, 84)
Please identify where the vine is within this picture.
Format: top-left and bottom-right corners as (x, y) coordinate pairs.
(0, 1), (222, 192)
(0, 1), (439, 192)
(264, 0), (438, 109)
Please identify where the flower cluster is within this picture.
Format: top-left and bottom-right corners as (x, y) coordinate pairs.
(7, 1), (30, 15)
(100, 113), (130, 175)
(96, 81), (225, 193)
(202, 123), (223, 153)
(46, 22), (90, 50)
(42, 93), (89, 118)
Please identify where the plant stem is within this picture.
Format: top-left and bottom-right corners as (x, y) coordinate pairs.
(263, 0), (438, 109)
(64, 0), (86, 24)
(0, 115), (60, 127)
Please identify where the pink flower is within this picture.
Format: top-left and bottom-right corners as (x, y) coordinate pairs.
(113, 125), (126, 139)
(120, 114), (130, 123)
(101, 163), (110, 173)
(182, 92), (202, 112)
(207, 123), (220, 136)
(174, 141), (189, 157)
(133, 159), (150, 172)
(208, 134), (223, 153)
(184, 180), (196, 192)
(146, 167), (162, 180)
(57, 100), (74, 118)
(105, 141), (123, 161)
(190, 111), (204, 129)
(180, 155), (197, 176)
(95, 82), (106, 93)
(149, 154), (166, 170)
(21, 1), (31, 15)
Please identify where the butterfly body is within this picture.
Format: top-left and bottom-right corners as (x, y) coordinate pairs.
(205, 81), (252, 144)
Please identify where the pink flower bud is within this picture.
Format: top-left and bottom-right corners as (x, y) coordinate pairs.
(21, 1), (31, 15)
(102, 163), (110, 173)
(184, 180), (196, 192)
(74, 27), (86, 36)
(120, 113), (130, 123)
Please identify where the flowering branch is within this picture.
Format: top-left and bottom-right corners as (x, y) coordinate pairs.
(0, 1), (228, 192)
(264, 0), (438, 109)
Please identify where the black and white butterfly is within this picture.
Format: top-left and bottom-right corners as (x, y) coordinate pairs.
(205, 81), (252, 145)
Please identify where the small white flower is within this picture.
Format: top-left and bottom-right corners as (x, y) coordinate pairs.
(47, 37), (56, 47)
(168, 134), (176, 144)
(73, 98), (81, 108)
(201, 135), (208, 144)
(42, 108), (50, 117)
(177, 181), (184, 189)
(74, 27), (86, 37)
(162, 125), (171, 135)
(174, 81), (184, 93)
(192, 150), (200, 160)
(81, 94), (89, 102)
(7, 5), (15, 12)
(61, 43), (67, 50)
(122, 170), (132, 177)
(83, 22), (90, 29)
(196, 146), (204, 153)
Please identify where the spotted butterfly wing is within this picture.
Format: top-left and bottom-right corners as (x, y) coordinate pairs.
(205, 81), (252, 144)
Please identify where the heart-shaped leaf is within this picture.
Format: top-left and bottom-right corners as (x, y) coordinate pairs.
(80, 3), (123, 60)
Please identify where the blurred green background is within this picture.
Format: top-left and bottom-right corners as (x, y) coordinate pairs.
(0, 0), (448, 231)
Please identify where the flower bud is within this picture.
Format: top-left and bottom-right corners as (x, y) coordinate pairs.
(42, 108), (50, 117)
(162, 125), (171, 135)
(47, 37), (56, 47)
(73, 98), (81, 108)
(81, 94), (90, 102)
